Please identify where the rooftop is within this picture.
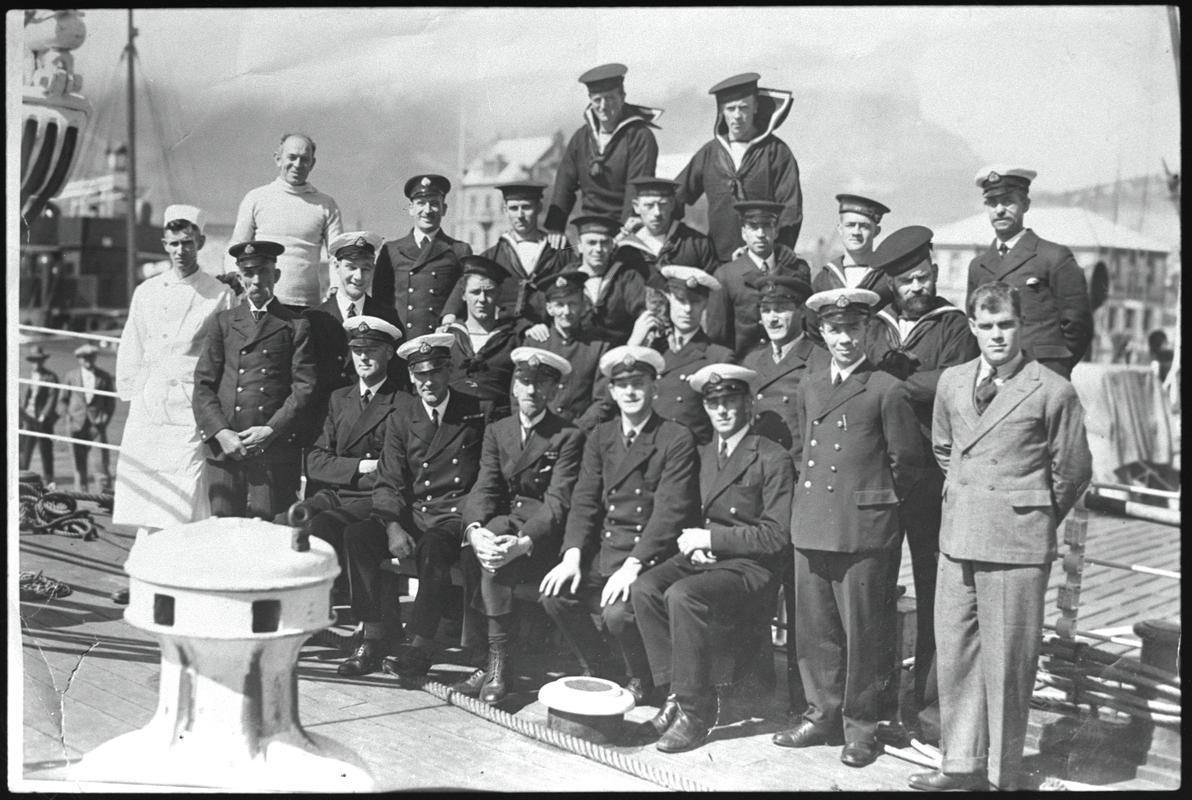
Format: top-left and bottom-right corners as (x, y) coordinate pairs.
(931, 206), (1172, 253)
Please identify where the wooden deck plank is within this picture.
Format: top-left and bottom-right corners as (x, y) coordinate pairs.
(17, 505), (1179, 791)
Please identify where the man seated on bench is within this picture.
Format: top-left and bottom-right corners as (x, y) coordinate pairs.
(632, 363), (794, 753)
(336, 333), (486, 678)
(281, 316), (403, 613)
(540, 345), (700, 705)
(455, 347), (586, 703)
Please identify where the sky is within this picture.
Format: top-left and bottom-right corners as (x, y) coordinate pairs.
(18, 6), (1183, 244)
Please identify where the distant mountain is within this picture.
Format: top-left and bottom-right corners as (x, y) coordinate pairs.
(71, 72), (986, 259)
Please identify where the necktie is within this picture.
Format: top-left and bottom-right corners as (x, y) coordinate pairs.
(431, 408), (440, 427)
(361, 388), (371, 410)
(624, 428), (636, 451)
(975, 369), (998, 414)
(772, 344), (782, 364)
(717, 439), (728, 469)
(347, 302), (357, 318)
(833, 372), (843, 386)
(521, 424), (532, 448)
(997, 243), (1009, 257)
(252, 308), (265, 323)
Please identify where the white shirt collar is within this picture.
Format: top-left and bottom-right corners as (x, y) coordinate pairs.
(995, 229), (1027, 252)
(337, 290), (368, 319)
(772, 337), (798, 361)
(718, 425), (749, 459)
(621, 415), (650, 439)
(979, 352), (1025, 384)
(415, 228), (440, 247)
(519, 409), (547, 435)
(746, 249), (774, 272)
(422, 391), (450, 423)
(831, 354), (867, 384)
(358, 376), (386, 396)
(671, 328), (698, 351)
(841, 251), (870, 268)
(247, 296), (274, 314)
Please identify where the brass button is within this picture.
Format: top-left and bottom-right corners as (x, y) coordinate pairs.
(634, 536), (640, 543)
(810, 439), (817, 447)
(807, 460), (815, 467)
(827, 485), (834, 492)
(830, 465), (837, 472)
(804, 480), (811, 488)
(729, 507), (737, 515)
(782, 396), (789, 404)
(834, 443), (841, 451)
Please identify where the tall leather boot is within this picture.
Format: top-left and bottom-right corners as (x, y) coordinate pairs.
(479, 638), (509, 705)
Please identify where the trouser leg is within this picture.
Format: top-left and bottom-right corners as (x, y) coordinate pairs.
(96, 425), (111, 480)
(936, 555), (987, 775)
(38, 425), (55, 481)
(246, 452), (301, 520)
(631, 555), (690, 688)
(837, 548), (900, 745)
(72, 441), (90, 488)
(902, 472), (943, 739)
(206, 458), (247, 518)
(407, 525), (460, 641)
(541, 579), (614, 674)
(601, 593), (651, 683)
(795, 548), (846, 734)
(976, 561), (1049, 790)
(344, 518), (391, 625)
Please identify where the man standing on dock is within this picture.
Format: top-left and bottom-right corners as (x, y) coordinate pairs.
(910, 281), (1091, 792)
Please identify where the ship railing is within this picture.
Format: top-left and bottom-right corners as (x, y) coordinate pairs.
(17, 325), (124, 454)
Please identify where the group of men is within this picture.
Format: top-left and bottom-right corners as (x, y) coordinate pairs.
(83, 61), (1098, 792)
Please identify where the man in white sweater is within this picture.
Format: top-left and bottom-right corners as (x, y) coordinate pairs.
(227, 133), (343, 309)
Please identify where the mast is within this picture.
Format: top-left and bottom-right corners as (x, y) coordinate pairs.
(125, 9), (138, 303)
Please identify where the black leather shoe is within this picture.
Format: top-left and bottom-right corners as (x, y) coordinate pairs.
(908, 770), (990, 791)
(841, 740), (880, 767)
(337, 639), (385, 677)
(772, 719), (842, 748)
(646, 694), (680, 738)
(624, 677), (652, 705)
(453, 668), (488, 697)
(383, 644), (435, 676)
(656, 706), (713, 753)
(479, 642), (508, 704)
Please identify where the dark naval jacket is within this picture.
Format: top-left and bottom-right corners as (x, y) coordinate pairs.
(193, 298), (317, 459)
(373, 228), (473, 338)
(370, 390), (486, 538)
(305, 376), (403, 500)
(562, 412), (700, 576)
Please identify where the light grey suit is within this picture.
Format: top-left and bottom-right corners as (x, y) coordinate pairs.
(931, 356), (1091, 788)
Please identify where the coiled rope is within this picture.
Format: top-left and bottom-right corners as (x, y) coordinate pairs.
(411, 676), (713, 792)
(18, 478), (109, 540)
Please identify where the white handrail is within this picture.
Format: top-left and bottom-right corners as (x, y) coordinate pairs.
(18, 377), (122, 400)
(20, 323), (122, 344)
(18, 429), (122, 452)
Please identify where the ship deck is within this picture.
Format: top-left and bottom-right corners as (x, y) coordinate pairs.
(14, 499), (1179, 792)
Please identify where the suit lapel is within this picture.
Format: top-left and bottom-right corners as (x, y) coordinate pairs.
(414, 231), (450, 271)
(961, 361), (1041, 452)
(344, 380), (398, 449)
(508, 412), (559, 477)
(703, 436), (757, 511)
(662, 332), (712, 375)
(991, 231), (1039, 281)
(754, 343), (809, 389)
(606, 414), (659, 490)
(425, 392), (469, 457)
(230, 301), (258, 344)
(807, 362), (870, 420)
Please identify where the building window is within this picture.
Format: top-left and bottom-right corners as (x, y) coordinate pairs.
(1106, 306), (1118, 330)
(1123, 308), (1137, 331)
(1143, 308), (1153, 332)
